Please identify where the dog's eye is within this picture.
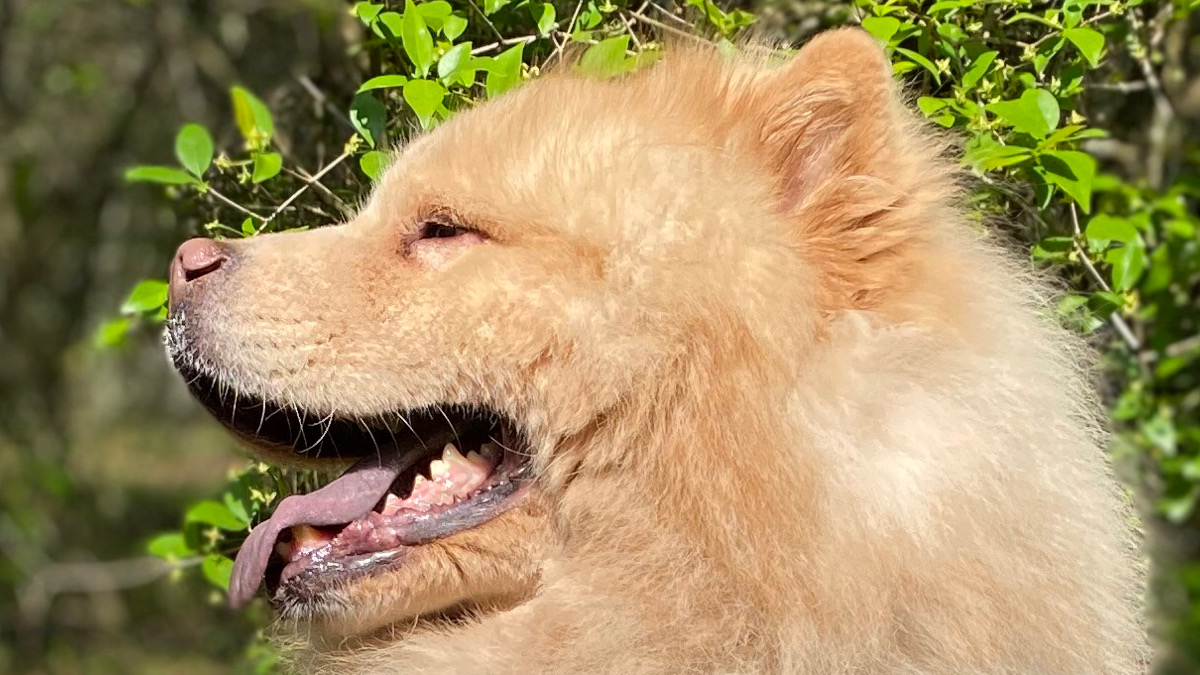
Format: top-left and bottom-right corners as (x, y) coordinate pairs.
(418, 222), (469, 240)
(408, 218), (486, 264)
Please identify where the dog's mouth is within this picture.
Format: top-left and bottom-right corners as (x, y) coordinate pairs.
(179, 367), (533, 609)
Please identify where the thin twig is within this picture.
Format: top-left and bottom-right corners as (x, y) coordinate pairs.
(620, 12), (644, 49)
(295, 74), (358, 134)
(646, 1), (692, 28)
(1090, 82), (1149, 93)
(1068, 204), (1142, 352)
(18, 556), (203, 625)
(207, 187), (267, 221)
(548, 0), (586, 65)
(1128, 7), (1175, 191)
(626, 9), (708, 44)
(262, 150), (352, 228)
(287, 166), (353, 216)
(465, 0), (505, 41)
(471, 34), (540, 56)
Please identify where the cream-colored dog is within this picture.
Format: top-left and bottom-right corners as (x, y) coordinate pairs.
(166, 28), (1147, 674)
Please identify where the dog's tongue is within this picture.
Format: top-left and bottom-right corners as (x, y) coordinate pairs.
(228, 455), (402, 609)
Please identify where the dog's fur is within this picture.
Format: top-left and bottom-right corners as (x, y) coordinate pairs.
(180, 29), (1147, 673)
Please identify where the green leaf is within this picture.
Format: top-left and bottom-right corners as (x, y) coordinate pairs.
(437, 42), (473, 80)
(350, 92), (387, 148)
(928, 0), (976, 14)
(402, 0), (434, 76)
(1032, 236), (1074, 262)
(222, 492), (251, 530)
(240, 218), (256, 236)
(1007, 11), (1061, 28)
(230, 86), (275, 149)
(1063, 27), (1104, 67)
(485, 43), (525, 98)
(1041, 149), (1096, 212)
(121, 280), (168, 314)
(93, 318), (131, 349)
(251, 152), (282, 183)
(580, 36), (632, 79)
(403, 79), (446, 129)
(894, 47), (942, 85)
(917, 97), (949, 116)
(375, 11), (403, 39)
(358, 74), (409, 93)
(201, 554), (234, 591)
(484, 0), (512, 14)
(124, 165), (199, 185)
(860, 16), (900, 44)
(417, 0), (453, 31)
(1141, 413), (1177, 456)
(360, 150), (390, 180)
(529, 2), (557, 35)
(1107, 240), (1147, 292)
(175, 124), (214, 177)
(354, 2), (384, 23)
(442, 13), (468, 42)
(961, 50), (997, 89)
(1085, 214), (1136, 244)
(986, 88), (1059, 139)
(185, 500), (246, 531)
(963, 138), (1032, 170)
(147, 533), (194, 560)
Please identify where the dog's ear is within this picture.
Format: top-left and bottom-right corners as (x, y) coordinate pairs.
(754, 28), (896, 208)
(750, 29), (949, 312)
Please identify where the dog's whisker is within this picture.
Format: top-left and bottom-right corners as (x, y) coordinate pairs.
(435, 404), (462, 449)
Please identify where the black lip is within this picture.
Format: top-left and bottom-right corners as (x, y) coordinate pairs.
(166, 311), (479, 461)
(167, 314), (538, 605)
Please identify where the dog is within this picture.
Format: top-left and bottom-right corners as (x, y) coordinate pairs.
(165, 28), (1147, 674)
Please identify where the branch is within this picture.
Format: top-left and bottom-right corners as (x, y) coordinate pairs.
(18, 556), (202, 626)
(207, 186), (267, 221)
(1068, 204), (1142, 352)
(261, 150), (352, 229)
(295, 75), (358, 134)
(625, 9), (708, 45)
(471, 34), (539, 56)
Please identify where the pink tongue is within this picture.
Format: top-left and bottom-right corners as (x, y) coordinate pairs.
(228, 455), (402, 608)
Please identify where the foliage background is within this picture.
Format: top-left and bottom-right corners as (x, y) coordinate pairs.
(0, 0), (1197, 672)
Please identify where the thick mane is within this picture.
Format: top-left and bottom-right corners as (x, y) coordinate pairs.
(276, 37), (1147, 674)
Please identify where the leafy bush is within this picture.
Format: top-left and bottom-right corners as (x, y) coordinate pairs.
(115, 0), (1199, 669)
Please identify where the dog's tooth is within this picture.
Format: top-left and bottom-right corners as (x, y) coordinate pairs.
(429, 458), (449, 478)
(466, 450), (490, 469)
(479, 442), (500, 460)
(413, 474), (427, 489)
(443, 443), (468, 465)
(290, 524), (328, 551)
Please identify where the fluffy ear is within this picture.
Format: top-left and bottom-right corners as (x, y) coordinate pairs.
(751, 29), (950, 313)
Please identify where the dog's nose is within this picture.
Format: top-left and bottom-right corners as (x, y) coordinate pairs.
(169, 238), (230, 307)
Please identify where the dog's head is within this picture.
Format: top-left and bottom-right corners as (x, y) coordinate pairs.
(167, 29), (948, 636)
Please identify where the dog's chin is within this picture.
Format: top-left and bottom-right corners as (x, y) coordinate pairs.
(167, 324), (546, 634)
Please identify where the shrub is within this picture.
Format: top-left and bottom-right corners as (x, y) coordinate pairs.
(115, 0), (1199, 669)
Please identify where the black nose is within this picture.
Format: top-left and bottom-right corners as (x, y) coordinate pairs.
(168, 238), (230, 308)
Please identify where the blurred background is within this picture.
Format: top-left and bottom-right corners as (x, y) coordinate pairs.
(0, 0), (1197, 673)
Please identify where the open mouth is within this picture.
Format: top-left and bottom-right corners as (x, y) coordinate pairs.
(177, 365), (533, 609)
